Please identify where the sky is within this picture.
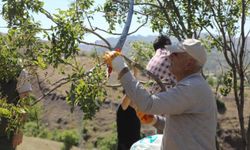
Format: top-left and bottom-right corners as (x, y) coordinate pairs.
(0, 0), (156, 43)
(1, 0), (249, 43)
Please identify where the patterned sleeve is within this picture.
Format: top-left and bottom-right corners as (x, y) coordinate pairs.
(146, 48), (176, 94)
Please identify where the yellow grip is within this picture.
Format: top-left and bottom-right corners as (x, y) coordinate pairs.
(103, 51), (121, 67)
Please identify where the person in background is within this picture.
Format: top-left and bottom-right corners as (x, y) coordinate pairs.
(0, 69), (32, 150)
(145, 35), (176, 134)
(146, 35), (176, 94)
(104, 39), (217, 150)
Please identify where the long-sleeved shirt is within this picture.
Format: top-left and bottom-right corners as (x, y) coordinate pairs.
(120, 71), (217, 150)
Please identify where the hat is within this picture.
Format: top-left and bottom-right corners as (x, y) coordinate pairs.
(166, 39), (207, 66)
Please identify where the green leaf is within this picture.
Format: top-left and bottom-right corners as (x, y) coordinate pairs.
(0, 108), (11, 117)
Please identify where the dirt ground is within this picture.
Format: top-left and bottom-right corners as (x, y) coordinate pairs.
(216, 88), (250, 150)
(17, 92), (250, 150)
(17, 136), (80, 150)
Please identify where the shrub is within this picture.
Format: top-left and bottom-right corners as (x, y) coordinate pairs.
(96, 132), (117, 150)
(216, 98), (226, 114)
(23, 121), (50, 138)
(207, 76), (217, 87)
(57, 130), (79, 150)
(26, 102), (43, 122)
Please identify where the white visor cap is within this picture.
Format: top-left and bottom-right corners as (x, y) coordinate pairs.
(166, 39), (207, 66)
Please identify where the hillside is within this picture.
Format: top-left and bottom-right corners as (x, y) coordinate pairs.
(19, 53), (250, 149)
(26, 55), (123, 149)
(80, 35), (250, 73)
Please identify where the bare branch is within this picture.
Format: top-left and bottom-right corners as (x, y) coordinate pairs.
(246, 30), (250, 38)
(203, 27), (224, 47)
(239, 0), (247, 73)
(168, 0), (189, 37)
(115, 0), (161, 9)
(84, 11), (95, 31)
(93, 15), (148, 36)
(35, 73), (45, 97)
(0, 26), (52, 31)
(32, 79), (69, 106)
(105, 80), (143, 88)
(77, 39), (110, 49)
(84, 28), (112, 49)
(39, 8), (57, 24)
(32, 62), (106, 106)
(51, 77), (69, 86)
(40, 7), (112, 49)
(208, 1), (234, 68)
(156, 0), (183, 40)
(227, 33), (237, 61)
(122, 55), (167, 91)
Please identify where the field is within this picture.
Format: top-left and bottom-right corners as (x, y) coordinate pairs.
(217, 88), (250, 149)
(15, 55), (250, 150)
(17, 136), (80, 150)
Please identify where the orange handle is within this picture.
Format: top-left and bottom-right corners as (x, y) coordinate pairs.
(136, 111), (154, 124)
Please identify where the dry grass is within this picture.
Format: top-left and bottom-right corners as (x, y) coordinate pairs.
(17, 136), (80, 150)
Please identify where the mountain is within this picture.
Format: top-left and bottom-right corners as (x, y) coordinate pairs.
(79, 35), (158, 57)
(79, 35), (250, 73)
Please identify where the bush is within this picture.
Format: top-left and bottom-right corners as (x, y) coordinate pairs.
(96, 132), (117, 150)
(216, 98), (226, 114)
(56, 130), (79, 150)
(23, 121), (50, 138)
(207, 76), (217, 87)
(24, 123), (80, 150)
(26, 102), (43, 122)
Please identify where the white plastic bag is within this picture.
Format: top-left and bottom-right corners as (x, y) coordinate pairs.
(130, 134), (163, 150)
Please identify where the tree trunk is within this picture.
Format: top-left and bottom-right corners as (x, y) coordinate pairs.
(216, 136), (220, 150)
(247, 116), (250, 150)
(238, 107), (246, 149)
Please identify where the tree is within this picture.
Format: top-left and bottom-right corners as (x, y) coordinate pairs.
(109, 0), (250, 149)
(0, 1), (161, 148)
(1, 0), (249, 149)
(0, 0), (134, 121)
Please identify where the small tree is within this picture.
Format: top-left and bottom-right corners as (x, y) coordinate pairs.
(0, 0), (133, 120)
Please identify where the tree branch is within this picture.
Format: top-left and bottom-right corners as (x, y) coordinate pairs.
(168, 0), (189, 37)
(122, 55), (167, 91)
(115, 0), (161, 9)
(77, 39), (110, 49)
(83, 28), (112, 49)
(93, 15), (148, 36)
(156, 0), (182, 40)
(32, 79), (69, 106)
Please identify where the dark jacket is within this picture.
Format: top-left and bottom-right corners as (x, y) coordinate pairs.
(116, 105), (141, 150)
